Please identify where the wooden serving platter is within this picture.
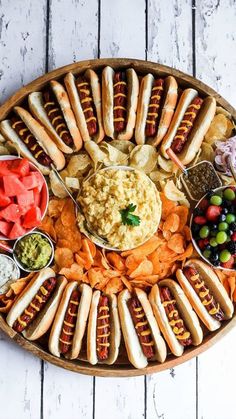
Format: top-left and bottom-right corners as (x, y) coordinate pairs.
(0, 58), (236, 377)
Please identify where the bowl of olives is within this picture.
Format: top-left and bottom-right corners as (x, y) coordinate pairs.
(190, 186), (236, 270)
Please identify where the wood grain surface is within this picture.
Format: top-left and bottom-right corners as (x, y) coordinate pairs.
(0, 1), (236, 418)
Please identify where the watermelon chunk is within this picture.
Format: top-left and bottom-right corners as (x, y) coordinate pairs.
(32, 171), (44, 191)
(33, 187), (41, 208)
(0, 161), (11, 176)
(22, 174), (39, 190)
(17, 190), (34, 208)
(11, 158), (30, 177)
(0, 188), (11, 207)
(9, 223), (26, 240)
(0, 220), (11, 237)
(23, 206), (41, 229)
(0, 204), (23, 222)
(3, 175), (27, 196)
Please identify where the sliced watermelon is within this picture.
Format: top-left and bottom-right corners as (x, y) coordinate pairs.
(32, 171), (44, 191)
(0, 188), (11, 207)
(3, 175), (27, 196)
(9, 223), (26, 240)
(0, 204), (23, 222)
(23, 206), (41, 229)
(11, 158), (30, 177)
(0, 161), (11, 176)
(0, 220), (11, 237)
(33, 187), (41, 208)
(22, 174), (39, 190)
(17, 190), (34, 208)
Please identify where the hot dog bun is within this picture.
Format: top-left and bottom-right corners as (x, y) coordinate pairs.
(118, 288), (167, 369)
(49, 282), (92, 359)
(14, 106), (65, 170)
(149, 280), (203, 357)
(102, 66), (139, 140)
(0, 119), (50, 174)
(87, 290), (121, 365)
(28, 81), (82, 153)
(64, 70), (104, 143)
(176, 259), (234, 331)
(161, 89), (216, 164)
(6, 268), (67, 341)
(135, 74), (178, 146)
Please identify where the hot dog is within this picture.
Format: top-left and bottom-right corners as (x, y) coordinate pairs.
(49, 282), (92, 359)
(149, 280), (203, 357)
(0, 107), (65, 174)
(28, 80), (83, 153)
(87, 290), (121, 365)
(161, 89), (216, 165)
(135, 74), (178, 146)
(118, 288), (166, 369)
(6, 268), (67, 341)
(64, 69), (104, 143)
(102, 66), (139, 140)
(176, 259), (234, 331)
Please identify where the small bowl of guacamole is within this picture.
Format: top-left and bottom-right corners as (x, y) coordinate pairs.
(13, 232), (54, 272)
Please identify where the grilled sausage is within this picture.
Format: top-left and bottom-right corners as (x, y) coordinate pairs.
(43, 89), (73, 146)
(160, 286), (192, 346)
(145, 78), (164, 137)
(113, 71), (127, 133)
(171, 96), (203, 153)
(13, 277), (56, 332)
(96, 295), (110, 361)
(59, 289), (80, 354)
(11, 116), (52, 167)
(75, 76), (97, 136)
(127, 296), (155, 359)
(183, 266), (224, 321)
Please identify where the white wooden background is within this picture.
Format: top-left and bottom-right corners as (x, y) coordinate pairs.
(0, 1), (236, 418)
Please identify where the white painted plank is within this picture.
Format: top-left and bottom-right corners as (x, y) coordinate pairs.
(146, 2), (197, 418)
(48, 0), (99, 70)
(196, 0), (236, 107)
(95, 376), (145, 419)
(43, 362), (93, 419)
(196, 3), (236, 418)
(147, 0), (193, 74)
(198, 328), (236, 419)
(147, 360), (196, 419)
(0, 0), (46, 103)
(100, 0), (146, 59)
(0, 333), (41, 419)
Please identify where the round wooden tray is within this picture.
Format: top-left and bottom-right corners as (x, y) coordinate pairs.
(0, 58), (235, 377)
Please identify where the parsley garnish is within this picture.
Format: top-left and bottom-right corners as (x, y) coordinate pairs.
(120, 203), (141, 227)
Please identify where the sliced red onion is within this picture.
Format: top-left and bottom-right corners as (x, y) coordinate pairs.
(215, 136), (236, 176)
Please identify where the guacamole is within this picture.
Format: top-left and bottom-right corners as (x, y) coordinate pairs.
(15, 233), (52, 270)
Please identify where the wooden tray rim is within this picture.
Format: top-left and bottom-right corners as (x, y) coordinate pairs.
(0, 57), (235, 377)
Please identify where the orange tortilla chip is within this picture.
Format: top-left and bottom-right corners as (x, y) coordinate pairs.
(129, 260), (153, 278)
(55, 247), (74, 269)
(59, 263), (83, 281)
(167, 234), (185, 254)
(163, 213), (180, 233)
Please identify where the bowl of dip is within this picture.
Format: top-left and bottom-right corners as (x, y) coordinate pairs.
(77, 166), (162, 251)
(13, 231), (54, 272)
(0, 254), (20, 294)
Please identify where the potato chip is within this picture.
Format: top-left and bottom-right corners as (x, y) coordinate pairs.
(157, 154), (173, 173)
(60, 199), (76, 227)
(59, 263), (83, 281)
(93, 250), (110, 269)
(49, 171), (68, 198)
(84, 141), (107, 169)
(195, 142), (215, 164)
(10, 279), (28, 295)
(173, 206), (189, 232)
(148, 251), (161, 275)
(129, 145), (158, 173)
(39, 215), (57, 241)
(160, 192), (177, 220)
(163, 213), (180, 233)
(48, 198), (66, 218)
(104, 277), (124, 294)
(149, 170), (172, 184)
(182, 225), (191, 241)
(125, 254), (146, 271)
(129, 260), (153, 278)
(109, 140), (135, 154)
(67, 153), (92, 176)
(54, 247), (74, 269)
(88, 268), (105, 288)
(167, 233), (185, 254)
(106, 252), (125, 271)
(65, 177), (80, 190)
(162, 230), (172, 241)
(100, 142), (128, 166)
(205, 114), (229, 144)
(121, 236), (162, 258)
(164, 180), (186, 202)
(120, 275), (133, 292)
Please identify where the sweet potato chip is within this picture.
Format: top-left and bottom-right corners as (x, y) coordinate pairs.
(55, 247), (74, 269)
(75, 253), (86, 267)
(163, 213), (180, 233)
(57, 239), (72, 249)
(182, 225), (191, 241)
(39, 216), (57, 241)
(121, 236), (162, 258)
(59, 263), (83, 281)
(106, 252), (125, 271)
(160, 192), (177, 220)
(148, 251), (161, 275)
(125, 254), (146, 271)
(173, 206), (189, 232)
(129, 260), (153, 278)
(61, 199), (76, 227)
(167, 234), (185, 254)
